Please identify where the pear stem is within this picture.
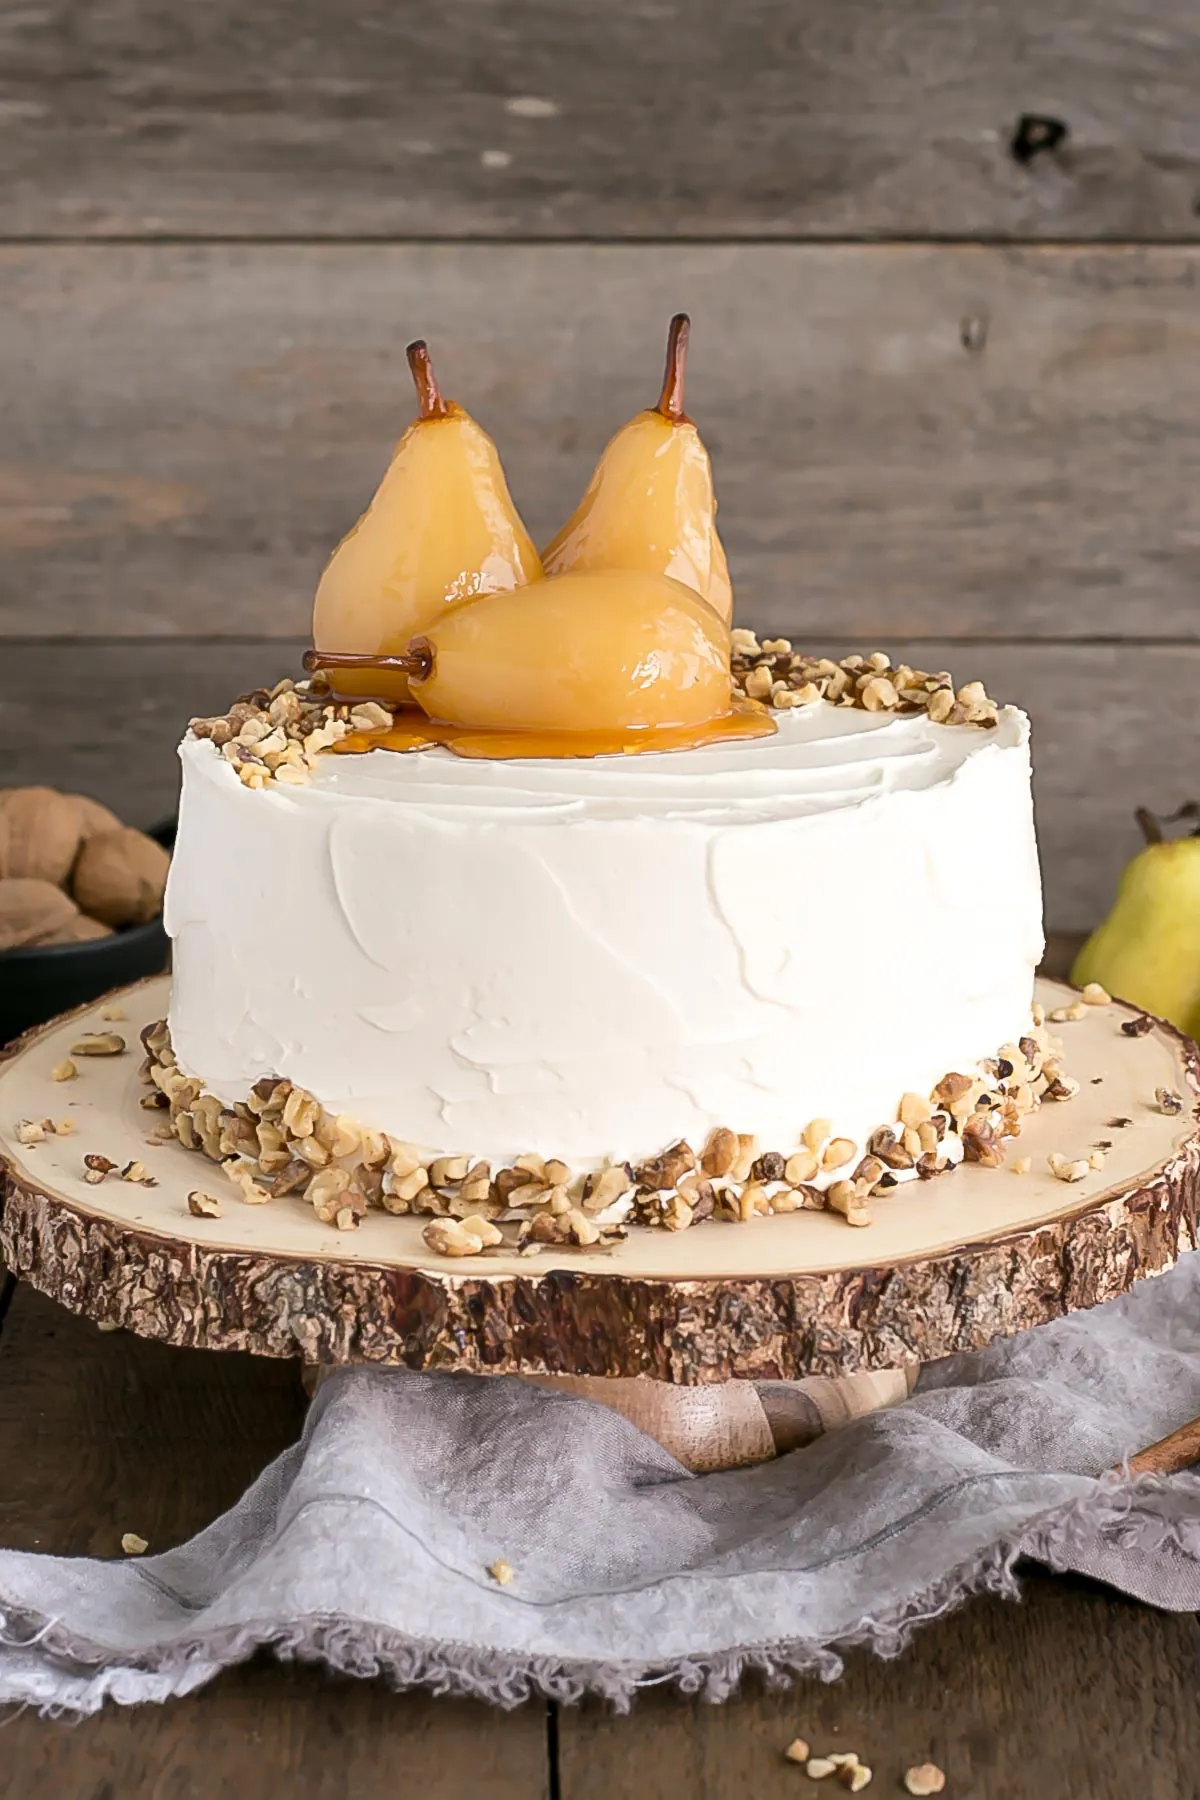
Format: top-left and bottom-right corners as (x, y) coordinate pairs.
(406, 340), (451, 421)
(655, 313), (691, 422)
(1136, 807), (1163, 845)
(303, 645), (434, 683)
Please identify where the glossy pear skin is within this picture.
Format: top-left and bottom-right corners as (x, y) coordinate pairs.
(313, 404), (543, 700)
(542, 408), (732, 622)
(409, 568), (732, 733)
(1072, 836), (1200, 1039)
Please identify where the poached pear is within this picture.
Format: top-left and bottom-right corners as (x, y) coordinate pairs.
(311, 340), (542, 700)
(541, 314), (733, 622)
(405, 568), (733, 733)
(1071, 809), (1200, 1039)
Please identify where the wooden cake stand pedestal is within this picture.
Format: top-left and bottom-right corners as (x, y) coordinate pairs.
(2, 978), (1198, 1472)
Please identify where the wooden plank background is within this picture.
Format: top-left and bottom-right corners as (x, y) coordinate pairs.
(1, 0), (1198, 239)
(2, 0), (1199, 930)
(4, 245), (1198, 642)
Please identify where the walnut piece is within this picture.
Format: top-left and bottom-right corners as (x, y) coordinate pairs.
(903, 1766), (946, 1796)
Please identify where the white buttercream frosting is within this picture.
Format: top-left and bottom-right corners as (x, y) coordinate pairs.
(166, 703), (1044, 1168)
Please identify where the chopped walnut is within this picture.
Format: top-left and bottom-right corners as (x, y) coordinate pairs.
(140, 1019), (1071, 1252)
(69, 1032), (126, 1057)
(423, 1219), (485, 1257)
(730, 649), (1000, 729)
(903, 1768), (946, 1797)
(821, 1136), (857, 1172)
(1048, 1152), (1090, 1184)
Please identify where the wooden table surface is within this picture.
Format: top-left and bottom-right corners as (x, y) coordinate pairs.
(2, 1252), (1198, 1800)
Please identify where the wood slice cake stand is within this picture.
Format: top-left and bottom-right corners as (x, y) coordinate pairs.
(2, 976), (1199, 1470)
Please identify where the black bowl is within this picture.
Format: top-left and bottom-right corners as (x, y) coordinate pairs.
(1, 820), (175, 1048)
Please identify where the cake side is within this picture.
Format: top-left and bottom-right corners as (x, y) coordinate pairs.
(165, 697), (1043, 1176)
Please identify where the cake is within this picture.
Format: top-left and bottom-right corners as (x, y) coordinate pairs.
(152, 321), (1056, 1253)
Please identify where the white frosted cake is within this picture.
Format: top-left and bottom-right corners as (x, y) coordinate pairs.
(167, 691), (1041, 1171)
(153, 642), (1051, 1246)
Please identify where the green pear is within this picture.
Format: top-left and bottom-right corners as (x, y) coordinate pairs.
(1072, 815), (1200, 1038)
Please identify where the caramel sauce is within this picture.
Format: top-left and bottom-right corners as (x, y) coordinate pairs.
(334, 701), (776, 762)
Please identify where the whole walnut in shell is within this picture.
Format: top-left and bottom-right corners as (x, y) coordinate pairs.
(72, 827), (170, 928)
(0, 877), (86, 949)
(0, 787), (83, 885)
(71, 794), (124, 840)
(42, 913), (113, 945)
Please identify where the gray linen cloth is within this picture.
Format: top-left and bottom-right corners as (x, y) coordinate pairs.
(5, 1252), (1200, 1716)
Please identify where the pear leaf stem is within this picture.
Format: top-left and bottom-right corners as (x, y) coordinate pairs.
(1136, 807), (1164, 845)
(655, 313), (692, 422)
(406, 340), (451, 421)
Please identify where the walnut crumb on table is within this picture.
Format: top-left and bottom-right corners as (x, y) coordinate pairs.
(800, 1752), (871, 1788)
(904, 1765), (946, 1796)
(120, 1533), (148, 1556)
(487, 1559), (514, 1586)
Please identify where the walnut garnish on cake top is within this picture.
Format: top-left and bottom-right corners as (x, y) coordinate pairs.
(188, 636), (1002, 793)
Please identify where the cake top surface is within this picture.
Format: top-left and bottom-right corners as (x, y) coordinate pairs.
(187, 637), (1011, 804)
(183, 694), (1027, 830)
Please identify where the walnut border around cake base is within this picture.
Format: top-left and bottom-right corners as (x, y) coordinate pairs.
(3, 981), (1199, 1382)
(3, 1129), (1198, 1382)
